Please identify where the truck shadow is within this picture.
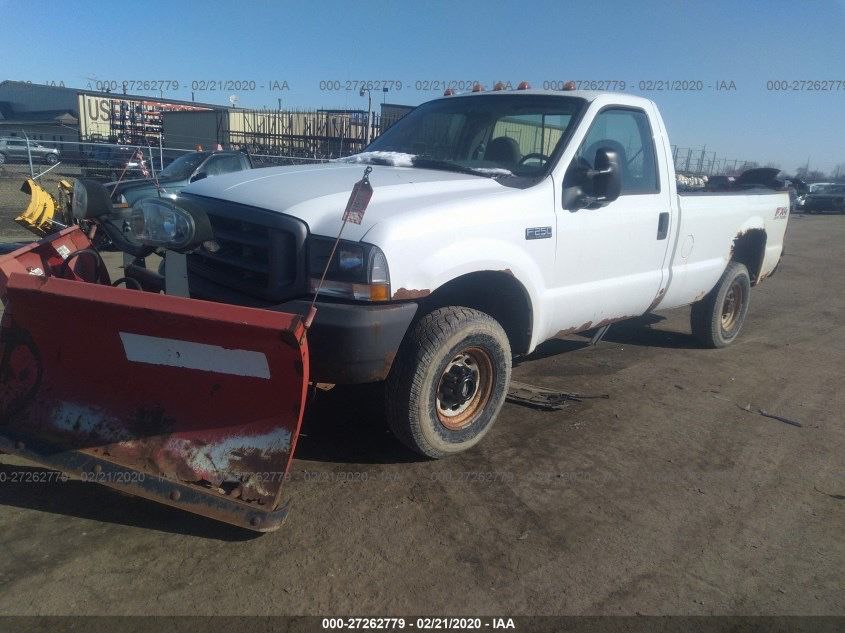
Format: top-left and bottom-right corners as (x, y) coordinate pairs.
(0, 463), (260, 541)
(596, 314), (699, 349)
(294, 383), (423, 465)
(523, 313), (700, 362)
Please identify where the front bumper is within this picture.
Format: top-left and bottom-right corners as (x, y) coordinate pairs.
(271, 298), (418, 384)
(184, 274), (420, 384)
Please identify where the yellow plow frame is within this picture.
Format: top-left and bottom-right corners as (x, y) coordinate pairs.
(15, 178), (73, 237)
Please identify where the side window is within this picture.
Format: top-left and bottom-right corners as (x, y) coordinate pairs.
(574, 108), (659, 194)
(203, 154), (245, 176)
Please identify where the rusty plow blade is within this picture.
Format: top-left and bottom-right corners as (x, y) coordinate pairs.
(0, 229), (309, 531)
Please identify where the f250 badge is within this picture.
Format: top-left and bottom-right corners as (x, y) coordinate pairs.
(525, 226), (553, 240)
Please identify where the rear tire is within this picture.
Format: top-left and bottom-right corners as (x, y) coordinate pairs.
(690, 262), (751, 348)
(45, 154), (58, 165)
(385, 306), (511, 459)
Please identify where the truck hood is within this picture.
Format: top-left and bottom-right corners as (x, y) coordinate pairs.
(107, 177), (187, 197)
(182, 162), (507, 241)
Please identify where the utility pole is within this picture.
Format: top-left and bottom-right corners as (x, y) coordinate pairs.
(360, 88), (372, 145)
(22, 130), (34, 177)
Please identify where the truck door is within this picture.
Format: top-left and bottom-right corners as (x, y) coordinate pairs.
(552, 106), (672, 329)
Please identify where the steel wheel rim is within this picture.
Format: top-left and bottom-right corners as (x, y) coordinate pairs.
(721, 280), (743, 331)
(436, 347), (494, 430)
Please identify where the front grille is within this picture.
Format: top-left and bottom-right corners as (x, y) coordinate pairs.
(185, 196), (307, 303)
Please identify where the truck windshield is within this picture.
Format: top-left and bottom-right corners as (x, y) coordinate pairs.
(159, 152), (210, 181)
(365, 94), (585, 178)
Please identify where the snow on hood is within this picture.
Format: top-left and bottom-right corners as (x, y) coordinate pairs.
(472, 167), (513, 176)
(337, 151), (513, 176)
(337, 151), (415, 167)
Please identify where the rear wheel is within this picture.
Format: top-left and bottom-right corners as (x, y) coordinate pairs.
(385, 306), (511, 458)
(691, 262), (751, 348)
(45, 154), (58, 165)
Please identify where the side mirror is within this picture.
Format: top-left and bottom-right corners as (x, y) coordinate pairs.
(71, 178), (115, 219)
(562, 148), (622, 211)
(591, 148), (622, 204)
(190, 171), (208, 183)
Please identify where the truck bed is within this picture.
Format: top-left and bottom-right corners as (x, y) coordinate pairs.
(659, 189), (790, 310)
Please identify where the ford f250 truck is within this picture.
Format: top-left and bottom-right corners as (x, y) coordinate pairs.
(0, 89), (788, 530)
(179, 89), (789, 458)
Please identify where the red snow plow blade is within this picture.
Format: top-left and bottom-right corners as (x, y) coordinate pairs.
(0, 228), (309, 532)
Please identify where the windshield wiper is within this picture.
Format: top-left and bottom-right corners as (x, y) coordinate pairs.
(411, 157), (499, 178)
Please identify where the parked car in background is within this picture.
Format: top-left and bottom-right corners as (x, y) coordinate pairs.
(107, 150), (254, 206)
(799, 183), (845, 214)
(808, 182), (834, 193)
(81, 144), (152, 181)
(0, 137), (61, 165)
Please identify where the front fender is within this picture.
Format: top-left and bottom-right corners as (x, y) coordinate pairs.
(384, 236), (548, 350)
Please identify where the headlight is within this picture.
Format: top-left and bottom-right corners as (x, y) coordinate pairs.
(308, 237), (390, 301)
(129, 198), (211, 252)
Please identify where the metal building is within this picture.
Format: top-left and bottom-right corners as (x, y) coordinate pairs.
(0, 80), (225, 151)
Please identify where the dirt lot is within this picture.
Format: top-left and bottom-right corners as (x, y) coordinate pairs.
(0, 215), (842, 616)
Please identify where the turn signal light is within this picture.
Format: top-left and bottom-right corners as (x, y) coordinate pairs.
(472, 83), (484, 92)
(443, 88), (455, 96)
(517, 81), (531, 90)
(562, 81), (576, 90)
(493, 82), (506, 91)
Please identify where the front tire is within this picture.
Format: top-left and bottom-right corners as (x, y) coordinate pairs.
(385, 306), (511, 458)
(690, 262), (751, 348)
(45, 154), (58, 165)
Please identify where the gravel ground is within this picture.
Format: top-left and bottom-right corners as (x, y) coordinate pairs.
(0, 214), (841, 617)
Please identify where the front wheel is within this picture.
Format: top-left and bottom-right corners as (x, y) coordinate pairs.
(45, 153), (58, 165)
(690, 262), (751, 348)
(385, 306), (511, 458)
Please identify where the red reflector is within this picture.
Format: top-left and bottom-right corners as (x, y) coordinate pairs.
(472, 83), (484, 92)
(562, 80), (576, 90)
(517, 81), (531, 90)
(493, 82), (506, 91)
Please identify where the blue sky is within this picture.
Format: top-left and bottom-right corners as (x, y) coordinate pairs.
(2, 0), (844, 173)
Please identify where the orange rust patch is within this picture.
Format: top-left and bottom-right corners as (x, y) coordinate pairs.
(645, 287), (667, 313)
(392, 287), (431, 300)
(555, 321), (593, 337)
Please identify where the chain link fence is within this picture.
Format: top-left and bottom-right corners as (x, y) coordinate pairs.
(670, 145), (761, 177)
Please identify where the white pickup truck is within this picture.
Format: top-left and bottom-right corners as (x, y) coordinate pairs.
(179, 89), (789, 458)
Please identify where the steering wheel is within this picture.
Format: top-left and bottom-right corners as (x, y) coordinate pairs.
(519, 152), (550, 166)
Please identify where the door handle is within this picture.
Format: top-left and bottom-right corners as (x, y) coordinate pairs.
(656, 212), (669, 240)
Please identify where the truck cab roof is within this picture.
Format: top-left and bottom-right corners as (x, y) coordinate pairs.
(439, 88), (657, 109)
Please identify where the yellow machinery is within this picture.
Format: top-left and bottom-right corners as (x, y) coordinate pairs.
(15, 178), (73, 237)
